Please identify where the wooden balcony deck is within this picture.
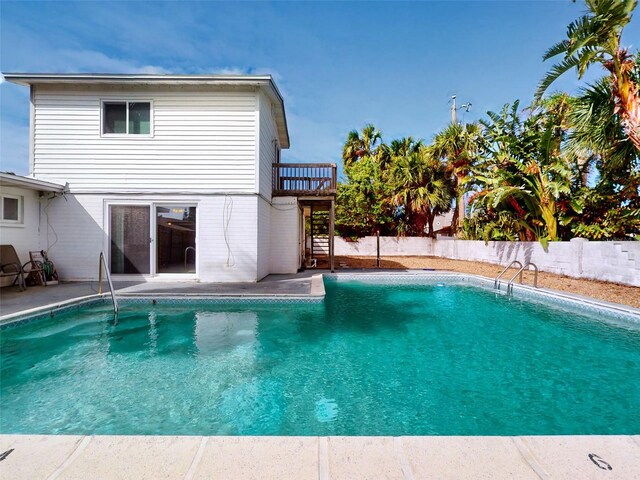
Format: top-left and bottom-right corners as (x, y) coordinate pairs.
(272, 163), (337, 197)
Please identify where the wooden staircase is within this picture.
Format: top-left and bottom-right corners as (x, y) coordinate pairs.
(310, 208), (330, 264)
(272, 162), (337, 271)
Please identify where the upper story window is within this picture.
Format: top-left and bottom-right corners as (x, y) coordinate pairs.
(102, 101), (152, 136)
(1, 194), (23, 225)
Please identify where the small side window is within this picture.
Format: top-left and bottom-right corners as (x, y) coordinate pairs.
(102, 101), (152, 135)
(1, 195), (23, 224)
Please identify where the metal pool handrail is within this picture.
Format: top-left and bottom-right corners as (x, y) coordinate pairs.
(184, 246), (195, 272)
(98, 252), (119, 322)
(494, 260), (523, 291)
(507, 262), (539, 295)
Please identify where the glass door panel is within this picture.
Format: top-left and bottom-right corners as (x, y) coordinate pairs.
(110, 205), (150, 274)
(156, 205), (196, 274)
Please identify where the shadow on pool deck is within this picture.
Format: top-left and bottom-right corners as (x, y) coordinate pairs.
(0, 272), (326, 317)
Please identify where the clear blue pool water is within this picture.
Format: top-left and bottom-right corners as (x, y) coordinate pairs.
(1, 280), (639, 436)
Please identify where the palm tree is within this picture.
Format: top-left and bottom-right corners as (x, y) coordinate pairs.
(567, 76), (638, 173)
(342, 124), (383, 167)
(376, 137), (423, 170)
(387, 149), (454, 237)
(389, 137), (423, 157)
(535, 0), (640, 151)
(429, 122), (483, 233)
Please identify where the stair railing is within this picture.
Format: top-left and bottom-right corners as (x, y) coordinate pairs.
(98, 252), (119, 322)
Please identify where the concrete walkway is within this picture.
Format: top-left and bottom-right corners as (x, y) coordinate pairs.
(1, 434), (639, 479)
(0, 282), (99, 317)
(0, 273), (323, 317)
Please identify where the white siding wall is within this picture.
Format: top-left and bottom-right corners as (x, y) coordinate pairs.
(41, 193), (259, 282)
(33, 85), (257, 192)
(269, 197), (300, 274)
(0, 186), (44, 286)
(257, 91), (278, 199)
(257, 197), (271, 280)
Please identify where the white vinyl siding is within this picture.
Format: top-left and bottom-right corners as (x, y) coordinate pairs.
(33, 85), (257, 193)
(258, 91), (278, 199)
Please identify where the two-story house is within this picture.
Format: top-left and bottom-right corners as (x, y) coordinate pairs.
(2, 73), (336, 283)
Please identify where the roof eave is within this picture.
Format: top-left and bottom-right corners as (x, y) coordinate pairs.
(0, 173), (67, 193)
(2, 72), (291, 149)
(2, 73), (273, 86)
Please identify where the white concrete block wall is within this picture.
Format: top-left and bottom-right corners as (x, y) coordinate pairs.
(41, 193), (260, 282)
(269, 197), (300, 274)
(335, 236), (640, 286)
(0, 186), (45, 286)
(336, 236), (431, 257)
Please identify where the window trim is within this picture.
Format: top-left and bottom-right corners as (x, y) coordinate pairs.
(0, 194), (24, 225)
(100, 99), (154, 138)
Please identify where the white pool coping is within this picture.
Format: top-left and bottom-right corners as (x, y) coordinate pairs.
(1, 434), (639, 479)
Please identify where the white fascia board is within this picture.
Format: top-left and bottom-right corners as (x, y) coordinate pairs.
(0, 173), (66, 192)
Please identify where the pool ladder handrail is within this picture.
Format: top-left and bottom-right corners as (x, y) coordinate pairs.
(494, 261), (523, 291)
(184, 246), (195, 272)
(98, 251), (119, 322)
(506, 262), (539, 295)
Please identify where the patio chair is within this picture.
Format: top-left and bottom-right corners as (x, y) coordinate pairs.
(0, 245), (46, 291)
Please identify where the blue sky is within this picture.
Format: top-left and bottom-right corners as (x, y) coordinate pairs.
(1, 1), (639, 175)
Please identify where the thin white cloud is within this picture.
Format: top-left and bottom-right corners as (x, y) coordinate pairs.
(214, 67), (250, 75)
(39, 49), (170, 75)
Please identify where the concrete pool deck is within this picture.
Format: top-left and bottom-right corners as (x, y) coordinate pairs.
(0, 273), (323, 318)
(1, 434), (639, 479)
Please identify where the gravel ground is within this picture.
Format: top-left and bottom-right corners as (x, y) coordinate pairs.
(335, 255), (640, 309)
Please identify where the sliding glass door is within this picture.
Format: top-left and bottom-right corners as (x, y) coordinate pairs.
(156, 205), (196, 274)
(110, 205), (151, 274)
(109, 203), (196, 276)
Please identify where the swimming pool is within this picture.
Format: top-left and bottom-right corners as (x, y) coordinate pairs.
(1, 276), (639, 436)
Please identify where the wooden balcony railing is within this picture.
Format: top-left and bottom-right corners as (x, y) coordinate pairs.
(272, 163), (337, 196)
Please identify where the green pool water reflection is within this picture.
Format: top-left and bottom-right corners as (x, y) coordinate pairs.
(1, 281), (639, 435)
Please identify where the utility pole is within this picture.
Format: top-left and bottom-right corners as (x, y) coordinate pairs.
(450, 95), (472, 125)
(451, 95), (457, 124)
